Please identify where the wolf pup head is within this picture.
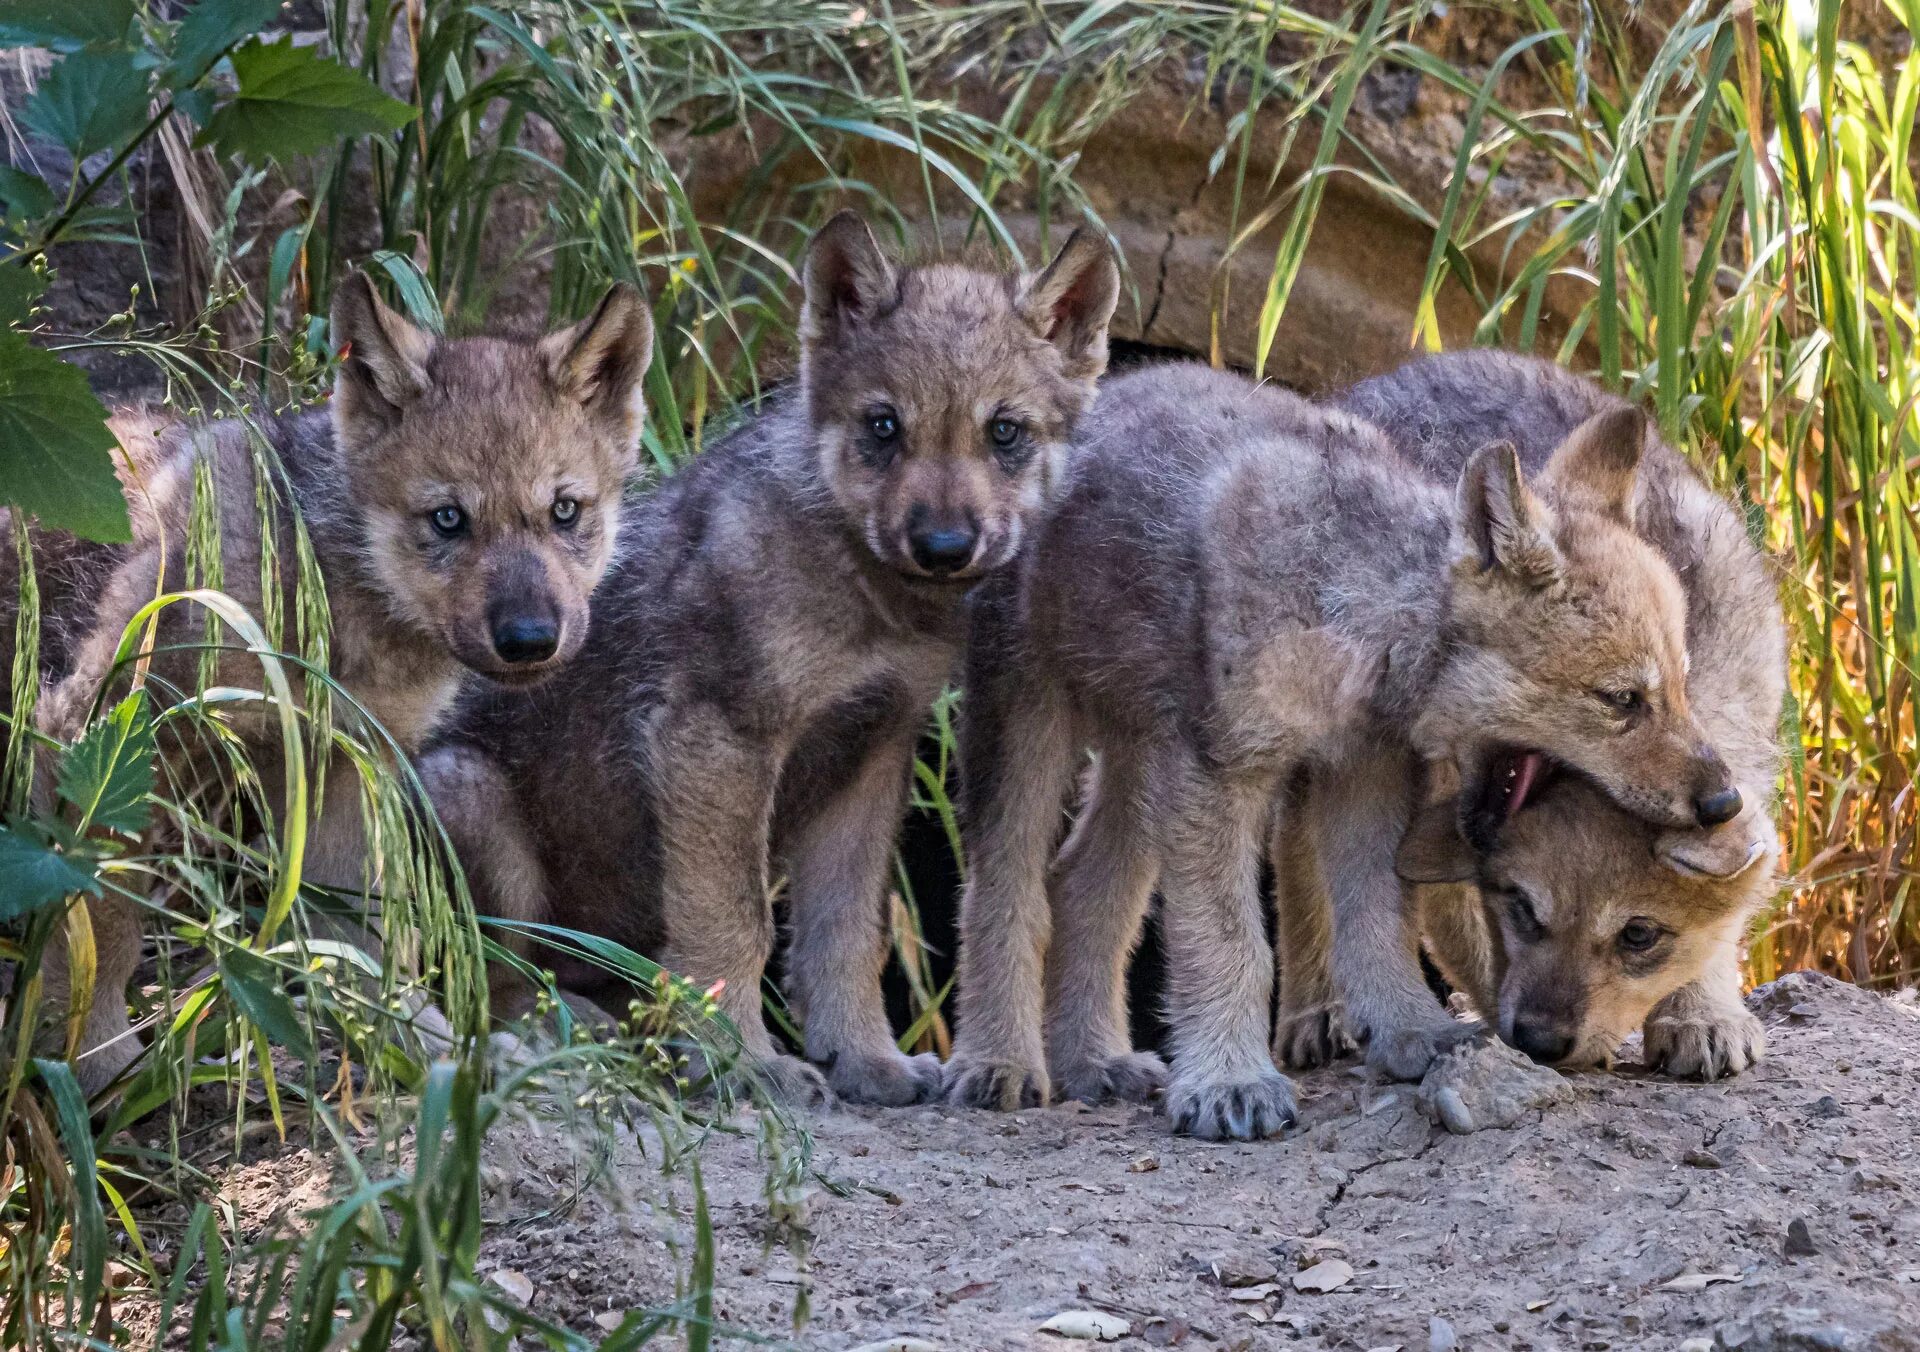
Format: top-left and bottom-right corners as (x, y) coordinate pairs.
(1399, 774), (1775, 1067)
(797, 211), (1119, 582)
(330, 273), (653, 685)
(1412, 407), (1736, 838)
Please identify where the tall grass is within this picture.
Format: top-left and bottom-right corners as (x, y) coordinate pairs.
(5, 0), (1917, 1346)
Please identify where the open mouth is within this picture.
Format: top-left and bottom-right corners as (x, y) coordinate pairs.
(1464, 747), (1558, 850)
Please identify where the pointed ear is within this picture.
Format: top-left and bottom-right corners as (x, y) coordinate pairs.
(800, 211), (899, 347)
(1543, 406), (1647, 523)
(1018, 225), (1120, 381)
(1455, 441), (1562, 587)
(540, 281), (653, 461)
(330, 272), (432, 439)
(1396, 799), (1480, 885)
(1656, 815), (1774, 881)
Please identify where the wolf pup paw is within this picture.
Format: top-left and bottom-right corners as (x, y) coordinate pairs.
(1273, 1005), (1355, 1070)
(828, 1049), (944, 1106)
(1643, 1005), (1765, 1080)
(1365, 1015), (1480, 1082)
(752, 1052), (838, 1107)
(1166, 1071), (1297, 1141)
(942, 1055), (1050, 1111)
(1054, 1051), (1168, 1106)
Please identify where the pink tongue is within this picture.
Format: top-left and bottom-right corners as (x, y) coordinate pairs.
(1505, 752), (1545, 818)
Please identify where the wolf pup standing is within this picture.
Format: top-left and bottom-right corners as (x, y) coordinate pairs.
(34, 275), (653, 1091)
(1275, 350), (1786, 1079)
(420, 212), (1120, 1105)
(946, 362), (1733, 1139)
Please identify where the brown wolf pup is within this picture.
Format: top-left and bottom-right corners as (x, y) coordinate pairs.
(416, 212), (1120, 1105)
(31, 275), (653, 1092)
(1273, 350), (1786, 1079)
(945, 361), (1736, 1139)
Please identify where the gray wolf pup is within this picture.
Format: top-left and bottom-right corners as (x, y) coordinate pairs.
(945, 361), (1734, 1138)
(31, 275), (652, 1092)
(1279, 350), (1787, 1079)
(417, 212), (1120, 1105)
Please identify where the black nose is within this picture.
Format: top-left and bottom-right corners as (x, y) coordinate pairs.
(1510, 1019), (1574, 1065)
(908, 526), (977, 575)
(1694, 785), (1742, 828)
(491, 616), (559, 665)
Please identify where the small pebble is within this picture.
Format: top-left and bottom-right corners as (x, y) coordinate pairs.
(1785, 1217), (1819, 1257)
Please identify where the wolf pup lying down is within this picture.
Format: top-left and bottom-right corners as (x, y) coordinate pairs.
(945, 362), (1737, 1139)
(1269, 351), (1785, 1079)
(419, 212), (1120, 1105)
(30, 275), (653, 1092)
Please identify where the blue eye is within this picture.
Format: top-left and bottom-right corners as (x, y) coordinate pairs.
(552, 497), (579, 527)
(990, 417), (1023, 449)
(431, 505), (466, 537)
(868, 410), (900, 442)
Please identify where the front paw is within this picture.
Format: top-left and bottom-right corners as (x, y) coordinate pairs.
(1166, 1071), (1297, 1141)
(751, 1052), (837, 1107)
(1365, 1015), (1480, 1082)
(1643, 1004), (1764, 1080)
(1273, 1004), (1355, 1070)
(827, 1049), (944, 1106)
(942, 1054), (1050, 1110)
(1054, 1051), (1167, 1106)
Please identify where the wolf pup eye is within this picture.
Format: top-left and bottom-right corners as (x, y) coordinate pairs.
(1618, 918), (1662, 952)
(862, 406), (902, 467)
(1505, 890), (1545, 942)
(1596, 687), (1644, 716)
(552, 496), (580, 529)
(989, 417), (1026, 452)
(430, 505), (467, 538)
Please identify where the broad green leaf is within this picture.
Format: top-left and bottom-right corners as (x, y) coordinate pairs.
(57, 693), (155, 835)
(0, 262), (46, 327)
(0, 165), (56, 220)
(166, 0), (286, 89)
(0, 0), (135, 51)
(0, 825), (99, 919)
(217, 946), (314, 1059)
(22, 47), (152, 160)
(197, 37), (415, 163)
(0, 329), (130, 540)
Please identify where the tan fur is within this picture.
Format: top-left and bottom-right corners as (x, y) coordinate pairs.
(419, 212), (1120, 1105)
(1273, 350), (1787, 1081)
(33, 275), (651, 1093)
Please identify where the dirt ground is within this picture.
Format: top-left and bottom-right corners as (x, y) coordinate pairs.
(431, 970), (1920, 1351)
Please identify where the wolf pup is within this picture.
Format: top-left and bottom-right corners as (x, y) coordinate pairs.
(1280, 349), (1786, 1079)
(35, 275), (653, 1091)
(945, 362), (1735, 1139)
(417, 212), (1120, 1105)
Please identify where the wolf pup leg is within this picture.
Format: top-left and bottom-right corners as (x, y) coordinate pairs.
(1157, 751), (1295, 1140)
(1268, 770), (1353, 1070)
(1641, 948), (1764, 1080)
(781, 721), (944, 1107)
(1043, 742), (1167, 1105)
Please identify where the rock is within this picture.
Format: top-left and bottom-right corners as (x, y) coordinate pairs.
(1038, 1310), (1130, 1341)
(1717, 1306), (1863, 1350)
(1428, 1314), (1458, 1351)
(1213, 1254), (1280, 1288)
(1807, 1095), (1845, 1119)
(1784, 1218), (1819, 1258)
(1684, 1149), (1724, 1169)
(1414, 1037), (1572, 1134)
(1292, 1258), (1354, 1294)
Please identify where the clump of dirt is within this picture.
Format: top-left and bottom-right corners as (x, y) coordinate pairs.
(473, 972), (1920, 1350)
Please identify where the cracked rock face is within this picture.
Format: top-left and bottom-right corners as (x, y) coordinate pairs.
(1415, 1035), (1575, 1134)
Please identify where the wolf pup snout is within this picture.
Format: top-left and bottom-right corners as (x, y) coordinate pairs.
(1691, 756), (1742, 827)
(905, 506), (979, 576)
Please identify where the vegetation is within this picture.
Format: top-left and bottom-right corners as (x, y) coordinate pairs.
(0, 0), (1911, 1345)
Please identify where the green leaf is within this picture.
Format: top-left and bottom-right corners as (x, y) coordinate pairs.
(0, 329), (130, 541)
(217, 946), (314, 1059)
(0, 263), (47, 328)
(0, 824), (99, 919)
(0, 165), (56, 220)
(197, 37), (415, 163)
(0, 0), (135, 51)
(34, 1060), (108, 1308)
(22, 46), (152, 160)
(58, 693), (155, 835)
(165, 0), (286, 89)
